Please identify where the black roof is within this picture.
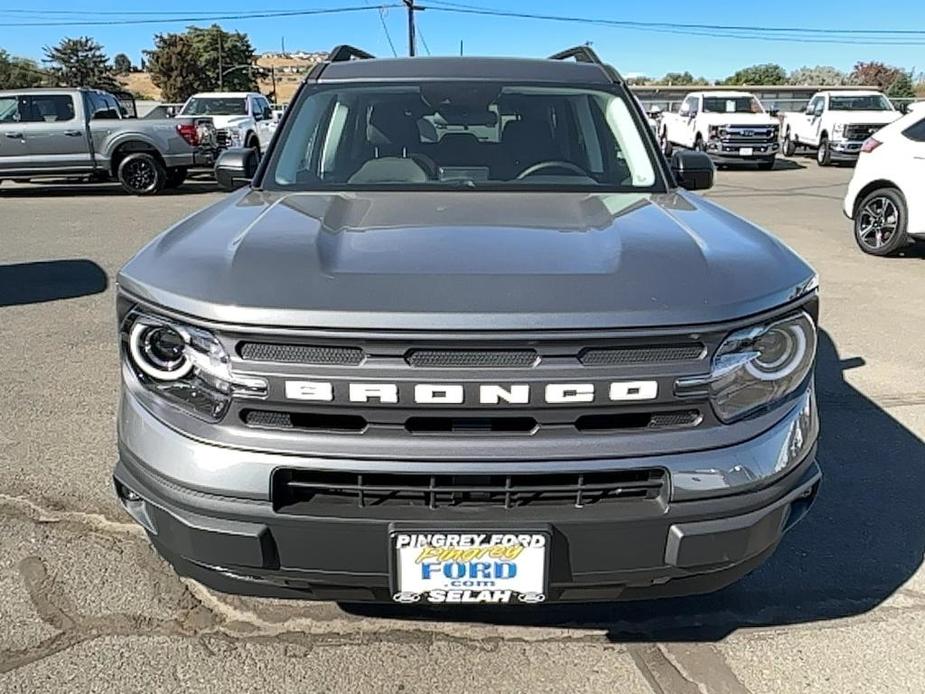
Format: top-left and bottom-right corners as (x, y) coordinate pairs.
(317, 56), (613, 84)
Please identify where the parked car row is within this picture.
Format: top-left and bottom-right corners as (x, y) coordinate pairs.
(0, 88), (218, 194)
(654, 88), (904, 170)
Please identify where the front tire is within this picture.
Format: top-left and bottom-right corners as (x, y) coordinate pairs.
(854, 188), (909, 256)
(694, 134), (705, 152)
(782, 132), (795, 157)
(117, 152), (166, 195)
(816, 135), (832, 167)
(659, 129), (673, 156)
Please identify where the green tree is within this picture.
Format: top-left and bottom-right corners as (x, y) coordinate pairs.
(113, 53), (133, 75)
(850, 61), (903, 90)
(722, 63), (787, 86)
(886, 71), (916, 99)
(145, 33), (207, 102)
(0, 50), (46, 89)
(788, 65), (848, 87)
(42, 36), (117, 90)
(187, 25), (257, 91)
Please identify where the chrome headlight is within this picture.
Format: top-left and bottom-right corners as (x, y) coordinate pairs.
(833, 122), (845, 136)
(122, 310), (266, 421)
(677, 311), (817, 423)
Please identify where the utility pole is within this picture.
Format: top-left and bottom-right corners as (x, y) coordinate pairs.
(218, 31), (224, 91)
(402, 0), (421, 57)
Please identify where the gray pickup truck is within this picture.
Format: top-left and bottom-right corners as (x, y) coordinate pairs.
(0, 87), (216, 194)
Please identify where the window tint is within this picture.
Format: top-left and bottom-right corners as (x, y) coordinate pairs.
(270, 82), (658, 191)
(702, 96), (764, 114)
(902, 117), (925, 142)
(24, 94), (75, 123)
(0, 96), (19, 123)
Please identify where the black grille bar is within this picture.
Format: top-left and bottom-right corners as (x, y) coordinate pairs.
(579, 343), (704, 365)
(274, 469), (667, 511)
(406, 349), (539, 368)
(239, 342), (364, 365)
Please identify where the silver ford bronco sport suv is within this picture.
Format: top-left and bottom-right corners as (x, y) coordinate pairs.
(114, 46), (820, 605)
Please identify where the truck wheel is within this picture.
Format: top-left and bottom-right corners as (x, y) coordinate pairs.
(854, 188), (909, 256)
(164, 167), (188, 189)
(694, 135), (705, 152)
(782, 133), (795, 157)
(118, 152), (167, 195)
(816, 136), (832, 167)
(659, 129), (672, 156)
(756, 156), (775, 171)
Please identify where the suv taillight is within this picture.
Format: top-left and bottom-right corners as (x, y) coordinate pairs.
(176, 122), (199, 147)
(860, 137), (881, 154)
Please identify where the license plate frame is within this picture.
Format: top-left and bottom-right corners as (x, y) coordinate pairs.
(389, 529), (551, 605)
(740, 147), (754, 156)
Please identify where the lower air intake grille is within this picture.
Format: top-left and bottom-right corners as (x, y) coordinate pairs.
(406, 349), (538, 368)
(579, 343), (704, 365)
(273, 469), (667, 511)
(238, 342), (364, 365)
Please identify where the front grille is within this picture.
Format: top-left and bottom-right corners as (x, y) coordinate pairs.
(844, 124), (880, 141)
(579, 343), (703, 365)
(239, 342), (364, 365)
(720, 125), (778, 142)
(242, 408), (702, 435)
(215, 129), (231, 148)
(273, 468), (667, 510)
(406, 349), (538, 368)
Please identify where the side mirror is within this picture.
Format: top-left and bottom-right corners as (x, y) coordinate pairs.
(263, 106), (273, 121)
(671, 150), (714, 191)
(214, 147), (259, 190)
(768, 108), (780, 118)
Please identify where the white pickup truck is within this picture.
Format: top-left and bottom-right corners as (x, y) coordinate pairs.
(178, 92), (276, 154)
(658, 91), (779, 170)
(780, 90), (901, 166)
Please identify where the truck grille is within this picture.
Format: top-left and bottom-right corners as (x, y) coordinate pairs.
(273, 468), (667, 511)
(719, 124), (778, 143)
(844, 124), (881, 141)
(215, 129), (232, 148)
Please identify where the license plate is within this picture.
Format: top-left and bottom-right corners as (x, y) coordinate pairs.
(391, 532), (548, 605)
(740, 147), (754, 156)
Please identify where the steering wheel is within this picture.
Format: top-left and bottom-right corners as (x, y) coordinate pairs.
(515, 160), (589, 179)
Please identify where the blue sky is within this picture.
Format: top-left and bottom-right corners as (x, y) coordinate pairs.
(1, 0), (923, 81)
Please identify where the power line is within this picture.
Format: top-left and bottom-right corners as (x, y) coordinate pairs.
(419, 2), (925, 45)
(0, 5), (401, 28)
(377, 7), (399, 57)
(417, 24), (432, 55)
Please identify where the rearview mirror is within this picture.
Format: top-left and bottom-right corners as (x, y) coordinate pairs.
(215, 147), (259, 190)
(671, 150), (714, 191)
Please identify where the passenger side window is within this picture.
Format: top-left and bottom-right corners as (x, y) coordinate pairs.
(0, 95), (20, 123)
(23, 94), (75, 123)
(902, 117), (925, 142)
(89, 93), (119, 120)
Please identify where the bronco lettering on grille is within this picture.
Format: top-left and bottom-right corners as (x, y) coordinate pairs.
(283, 380), (658, 404)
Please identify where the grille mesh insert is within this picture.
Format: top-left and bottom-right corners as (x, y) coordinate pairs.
(579, 344), (704, 366)
(406, 349), (538, 368)
(239, 342), (364, 365)
(274, 469), (667, 510)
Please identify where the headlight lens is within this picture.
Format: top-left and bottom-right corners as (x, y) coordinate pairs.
(122, 310), (266, 421)
(677, 311), (816, 423)
(833, 122), (844, 135)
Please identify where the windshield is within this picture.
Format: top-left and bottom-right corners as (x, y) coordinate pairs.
(266, 82), (660, 191)
(180, 97), (247, 116)
(702, 96), (764, 114)
(829, 95), (893, 111)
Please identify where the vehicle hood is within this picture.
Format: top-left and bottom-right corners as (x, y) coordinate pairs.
(699, 112), (778, 126)
(831, 111), (901, 125)
(118, 190), (815, 330)
(204, 114), (252, 130)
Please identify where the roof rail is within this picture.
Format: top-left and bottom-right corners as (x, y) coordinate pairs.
(548, 45), (624, 85)
(548, 46), (603, 65)
(328, 45), (376, 62)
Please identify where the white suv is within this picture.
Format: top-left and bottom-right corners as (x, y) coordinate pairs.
(843, 110), (925, 256)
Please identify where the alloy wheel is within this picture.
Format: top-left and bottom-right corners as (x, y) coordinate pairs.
(857, 196), (900, 250)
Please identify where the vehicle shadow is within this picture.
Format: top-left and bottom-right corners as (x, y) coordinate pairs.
(0, 178), (220, 198)
(340, 329), (925, 641)
(719, 158), (805, 172)
(0, 259), (108, 307)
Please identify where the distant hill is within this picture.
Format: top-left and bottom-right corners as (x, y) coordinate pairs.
(118, 52), (325, 104)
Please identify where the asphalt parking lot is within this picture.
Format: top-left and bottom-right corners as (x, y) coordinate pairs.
(1, 160), (923, 693)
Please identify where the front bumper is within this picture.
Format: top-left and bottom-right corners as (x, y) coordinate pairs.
(828, 139), (864, 160)
(705, 139), (778, 163)
(114, 389), (821, 603)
